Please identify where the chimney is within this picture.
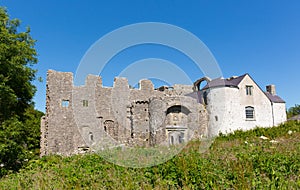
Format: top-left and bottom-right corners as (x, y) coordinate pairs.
(266, 85), (276, 95)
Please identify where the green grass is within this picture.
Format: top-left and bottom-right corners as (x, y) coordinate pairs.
(1, 121), (300, 189)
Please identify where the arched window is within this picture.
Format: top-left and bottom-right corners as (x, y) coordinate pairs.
(166, 105), (191, 115)
(245, 106), (255, 119)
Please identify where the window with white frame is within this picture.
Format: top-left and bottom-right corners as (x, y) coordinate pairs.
(245, 106), (255, 119)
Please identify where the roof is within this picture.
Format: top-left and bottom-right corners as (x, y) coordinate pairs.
(288, 114), (300, 121)
(190, 73), (286, 104)
(264, 92), (286, 103)
(201, 74), (247, 90)
(185, 91), (203, 104)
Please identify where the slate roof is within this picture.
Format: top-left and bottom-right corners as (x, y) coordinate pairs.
(264, 92), (286, 103)
(188, 73), (285, 104)
(202, 74), (247, 90)
(288, 114), (300, 121)
(185, 91), (203, 104)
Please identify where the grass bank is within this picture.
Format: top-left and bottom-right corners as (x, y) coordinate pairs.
(1, 121), (300, 189)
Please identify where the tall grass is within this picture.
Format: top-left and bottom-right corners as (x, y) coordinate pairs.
(1, 121), (300, 189)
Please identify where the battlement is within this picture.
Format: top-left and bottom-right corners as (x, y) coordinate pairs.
(41, 69), (206, 156)
(47, 70), (193, 93)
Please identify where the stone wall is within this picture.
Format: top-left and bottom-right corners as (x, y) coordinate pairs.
(41, 70), (287, 156)
(41, 70), (208, 156)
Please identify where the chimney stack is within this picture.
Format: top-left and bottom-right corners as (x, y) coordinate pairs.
(266, 85), (276, 95)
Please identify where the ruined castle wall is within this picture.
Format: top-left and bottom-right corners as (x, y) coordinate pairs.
(111, 78), (131, 144)
(149, 98), (167, 145)
(149, 95), (208, 146)
(173, 84), (194, 95)
(128, 79), (163, 146)
(40, 116), (46, 156)
(43, 70), (78, 155)
(42, 70), (209, 156)
(72, 75), (104, 150)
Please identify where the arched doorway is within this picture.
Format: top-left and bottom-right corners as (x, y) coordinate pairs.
(165, 105), (190, 145)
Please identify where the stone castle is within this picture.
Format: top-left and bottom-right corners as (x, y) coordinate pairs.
(40, 70), (286, 156)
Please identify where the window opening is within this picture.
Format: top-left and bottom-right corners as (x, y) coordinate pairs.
(245, 106), (255, 119)
(61, 100), (69, 107)
(83, 100), (88, 107)
(179, 132), (184, 143)
(246, 85), (253, 96)
(89, 132), (93, 142)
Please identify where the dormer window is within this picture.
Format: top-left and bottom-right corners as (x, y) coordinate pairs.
(246, 85), (253, 96)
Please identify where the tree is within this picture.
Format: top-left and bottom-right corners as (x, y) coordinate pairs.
(0, 117), (28, 176)
(0, 7), (37, 123)
(0, 107), (43, 176)
(23, 107), (44, 155)
(0, 7), (42, 177)
(287, 104), (300, 119)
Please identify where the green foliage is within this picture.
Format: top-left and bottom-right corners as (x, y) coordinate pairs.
(0, 7), (37, 122)
(0, 117), (27, 176)
(217, 121), (300, 141)
(0, 7), (42, 177)
(0, 121), (299, 189)
(287, 104), (300, 118)
(0, 107), (43, 177)
(22, 107), (44, 154)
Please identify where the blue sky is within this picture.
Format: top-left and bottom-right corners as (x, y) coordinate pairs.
(1, 0), (300, 111)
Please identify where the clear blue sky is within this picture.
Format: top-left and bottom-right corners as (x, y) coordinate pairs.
(1, 0), (300, 112)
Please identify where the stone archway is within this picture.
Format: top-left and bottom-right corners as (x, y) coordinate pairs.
(165, 105), (190, 126)
(165, 105), (191, 145)
(193, 77), (211, 91)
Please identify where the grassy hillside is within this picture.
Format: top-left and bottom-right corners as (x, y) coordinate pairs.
(1, 121), (300, 189)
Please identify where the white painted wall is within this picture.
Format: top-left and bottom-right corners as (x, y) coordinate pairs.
(272, 103), (287, 126)
(237, 75), (274, 129)
(205, 87), (242, 136)
(206, 74), (287, 137)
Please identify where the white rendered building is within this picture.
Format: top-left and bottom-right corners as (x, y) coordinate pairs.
(193, 74), (287, 136)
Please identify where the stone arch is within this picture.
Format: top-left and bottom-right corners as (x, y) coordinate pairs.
(193, 77), (211, 91)
(165, 105), (190, 145)
(165, 105), (191, 127)
(166, 105), (191, 116)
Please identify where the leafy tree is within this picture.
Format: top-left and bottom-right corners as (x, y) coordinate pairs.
(23, 107), (44, 155)
(0, 106), (43, 177)
(0, 7), (37, 123)
(287, 104), (300, 118)
(0, 7), (42, 177)
(0, 117), (28, 176)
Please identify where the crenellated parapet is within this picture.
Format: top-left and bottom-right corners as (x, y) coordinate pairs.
(41, 70), (208, 156)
